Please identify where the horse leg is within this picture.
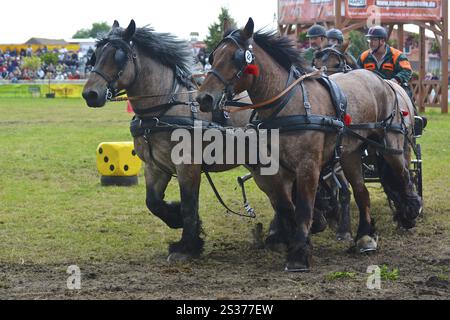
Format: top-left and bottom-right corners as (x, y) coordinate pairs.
(145, 163), (183, 229)
(285, 161), (320, 272)
(378, 153), (422, 229)
(295, 181), (328, 234)
(336, 177), (353, 241)
(340, 151), (377, 253)
(167, 165), (204, 263)
(251, 173), (296, 252)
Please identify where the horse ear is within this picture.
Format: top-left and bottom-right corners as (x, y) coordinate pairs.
(223, 18), (231, 36)
(340, 40), (350, 53)
(123, 20), (136, 41)
(113, 20), (120, 28)
(242, 17), (254, 39)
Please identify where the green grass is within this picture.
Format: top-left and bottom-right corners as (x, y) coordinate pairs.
(380, 265), (400, 281)
(326, 271), (357, 281)
(0, 98), (449, 265)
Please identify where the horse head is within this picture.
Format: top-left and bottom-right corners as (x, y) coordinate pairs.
(82, 20), (138, 108)
(197, 18), (259, 112)
(314, 41), (356, 75)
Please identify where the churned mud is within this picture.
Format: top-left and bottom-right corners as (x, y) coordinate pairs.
(1, 223), (449, 300)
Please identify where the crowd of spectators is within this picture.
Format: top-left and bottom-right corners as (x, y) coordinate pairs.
(0, 46), (87, 82)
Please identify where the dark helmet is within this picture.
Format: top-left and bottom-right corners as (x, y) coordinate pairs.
(307, 25), (327, 38)
(366, 26), (388, 40)
(326, 28), (344, 43)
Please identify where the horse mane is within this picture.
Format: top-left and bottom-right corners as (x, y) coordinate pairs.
(97, 26), (193, 76)
(224, 29), (311, 73)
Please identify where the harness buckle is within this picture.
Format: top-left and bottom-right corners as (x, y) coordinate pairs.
(152, 117), (160, 127)
(256, 122), (264, 131)
(106, 88), (113, 100)
(218, 93), (227, 110)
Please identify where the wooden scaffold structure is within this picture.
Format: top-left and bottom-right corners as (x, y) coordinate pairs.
(278, 0), (448, 113)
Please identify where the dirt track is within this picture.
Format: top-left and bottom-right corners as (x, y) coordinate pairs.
(1, 223), (449, 300)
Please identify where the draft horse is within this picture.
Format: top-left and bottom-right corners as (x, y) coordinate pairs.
(197, 18), (422, 271)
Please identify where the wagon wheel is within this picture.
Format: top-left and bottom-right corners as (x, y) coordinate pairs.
(411, 143), (423, 198)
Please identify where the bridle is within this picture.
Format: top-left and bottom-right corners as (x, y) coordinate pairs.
(89, 39), (139, 100)
(207, 30), (256, 108)
(316, 46), (352, 74)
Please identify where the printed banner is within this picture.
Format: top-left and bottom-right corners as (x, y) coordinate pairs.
(0, 83), (85, 98)
(346, 0), (442, 21)
(278, 0), (335, 24)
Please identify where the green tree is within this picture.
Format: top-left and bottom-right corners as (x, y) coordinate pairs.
(22, 56), (42, 71)
(41, 52), (58, 66)
(204, 7), (237, 52)
(388, 38), (398, 49)
(429, 39), (440, 55)
(73, 28), (90, 38)
(73, 22), (111, 39)
(348, 30), (369, 60)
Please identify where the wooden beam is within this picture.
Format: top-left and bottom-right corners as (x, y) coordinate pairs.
(398, 24), (404, 51)
(287, 24), (293, 35)
(335, 0), (342, 29)
(386, 24), (394, 41)
(417, 22), (443, 36)
(341, 21), (367, 34)
(441, 0), (448, 113)
(419, 27), (426, 112)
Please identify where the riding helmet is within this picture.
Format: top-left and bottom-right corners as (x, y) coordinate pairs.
(307, 25), (327, 38)
(366, 26), (388, 40)
(326, 29), (344, 43)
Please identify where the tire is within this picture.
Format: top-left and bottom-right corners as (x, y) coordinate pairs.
(415, 144), (423, 198)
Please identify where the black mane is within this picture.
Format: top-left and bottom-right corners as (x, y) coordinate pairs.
(224, 29), (310, 73)
(97, 26), (193, 76)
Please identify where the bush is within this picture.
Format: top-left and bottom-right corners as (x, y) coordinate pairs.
(22, 56), (42, 71)
(41, 52), (58, 66)
(348, 30), (369, 60)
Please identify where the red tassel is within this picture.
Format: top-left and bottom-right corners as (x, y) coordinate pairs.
(244, 64), (260, 76)
(344, 114), (352, 126)
(127, 101), (134, 114)
(401, 111), (409, 117)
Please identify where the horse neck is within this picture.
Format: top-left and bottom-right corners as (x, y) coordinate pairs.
(126, 50), (187, 111)
(247, 45), (292, 118)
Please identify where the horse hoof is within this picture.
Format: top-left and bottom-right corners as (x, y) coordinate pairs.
(336, 232), (352, 242)
(284, 262), (310, 273)
(356, 235), (377, 254)
(167, 252), (192, 264)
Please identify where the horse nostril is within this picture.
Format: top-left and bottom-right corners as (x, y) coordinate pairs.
(82, 90), (99, 101)
(197, 93), (214, 111)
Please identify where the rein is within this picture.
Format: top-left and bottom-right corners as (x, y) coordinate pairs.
(109, 90), (198, 102)
(223, 68), (323, 113)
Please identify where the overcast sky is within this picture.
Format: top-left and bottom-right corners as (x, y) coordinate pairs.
(0, 0), (447, 44)
(0, 0), (278, 43)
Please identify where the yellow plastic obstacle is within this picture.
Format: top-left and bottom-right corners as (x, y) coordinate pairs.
(96, 142), (142, 186)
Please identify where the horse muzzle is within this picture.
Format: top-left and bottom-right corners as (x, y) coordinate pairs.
(82, 88), (107, 108)
(196, 92), (218, 112)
